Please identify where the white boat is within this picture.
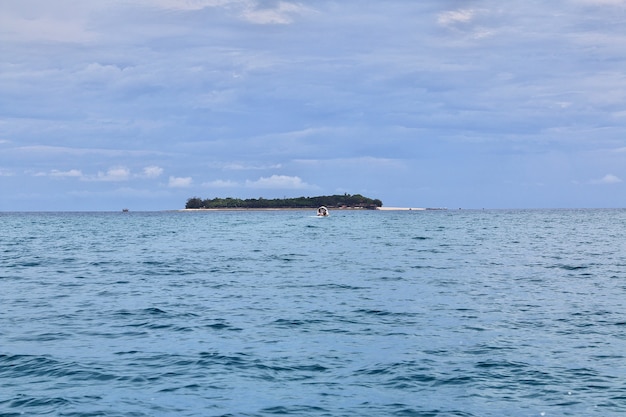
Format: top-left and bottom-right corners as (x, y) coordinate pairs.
(317, 206), (329, 216)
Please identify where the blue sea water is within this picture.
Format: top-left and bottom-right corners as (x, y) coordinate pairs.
(1, 209), (625, 417)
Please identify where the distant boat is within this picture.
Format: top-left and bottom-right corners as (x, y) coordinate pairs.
(122, 208), (129, 212)
(317, 206), (329, 217)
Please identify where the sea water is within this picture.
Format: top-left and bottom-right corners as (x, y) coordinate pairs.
(1, 209), (625, 417)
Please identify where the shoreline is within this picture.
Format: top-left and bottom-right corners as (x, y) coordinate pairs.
(178, 207), (374, 212)
(178, 207), (430, 212)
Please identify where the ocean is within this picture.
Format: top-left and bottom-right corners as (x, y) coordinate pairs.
(1, 209), (625, 417)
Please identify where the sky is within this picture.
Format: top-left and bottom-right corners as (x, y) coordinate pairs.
(1, 0), (626, 210)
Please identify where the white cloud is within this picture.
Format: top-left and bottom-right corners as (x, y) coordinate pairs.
(222, 162), (282, 170)
(31, 166), (163, 181)
(202, 179), (240, 187)
(242, 2), (312, 25)
(33, 169), (83, 178)
(245, 174), (313, 189)
(589, 174), (623, 184)
(97, 166), (131, 182)
(50, 169), (83, 178)
(139, 0), (238, 11)
(169, 176), (193, 188)
(141, 166), (164, 178)
(436, 8), (494, 39)
(438, 9), (476, 27)
(0, 168), (14, 177)
(135, 0), (312, 24)
(81, 62), (125, 82)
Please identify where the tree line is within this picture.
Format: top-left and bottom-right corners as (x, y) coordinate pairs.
(185, 194), (383, 209)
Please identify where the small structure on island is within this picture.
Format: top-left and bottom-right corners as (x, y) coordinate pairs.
(317, 206), (329, 217)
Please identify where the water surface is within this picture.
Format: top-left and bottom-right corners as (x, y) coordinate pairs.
(1, 209), (625, 416)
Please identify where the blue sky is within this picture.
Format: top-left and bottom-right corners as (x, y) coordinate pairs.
(1, 0), (626, 210)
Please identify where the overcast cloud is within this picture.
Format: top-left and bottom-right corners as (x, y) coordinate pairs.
(1, 0), (626, 210)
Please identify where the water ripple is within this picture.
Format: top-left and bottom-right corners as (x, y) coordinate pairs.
(1, 210), (626, 416)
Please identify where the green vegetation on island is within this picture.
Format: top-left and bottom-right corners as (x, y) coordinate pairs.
(185, 194), (383, 209)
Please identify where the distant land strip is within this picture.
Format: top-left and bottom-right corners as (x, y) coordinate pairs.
(185, 194), (383, 209)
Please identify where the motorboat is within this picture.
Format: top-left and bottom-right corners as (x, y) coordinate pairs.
(317, 206), (329, 216)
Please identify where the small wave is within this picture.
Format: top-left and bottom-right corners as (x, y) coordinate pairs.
(16, 331), (73, 342)
(113, 350), (140, 356)
(475, 359), (528, 370)
(391, 407), (476, 417)
(356, 308), (392, 316)
(197, 351), (251, 368)
(8, 395), (72, 408)
(355, 361), (433, 378)
(354, 308), (414, 318)
(432, 375), (473, 386)
(260, 405), (330, 415)
(302, 283), (367, 291)
(204, 322), (242, 331)
(143, 307), (168, 315)
(548, 263), (592, 271)
(0, 354), (117, 382)
(271, 318), (327, 331)
(195, 351), (329, 383)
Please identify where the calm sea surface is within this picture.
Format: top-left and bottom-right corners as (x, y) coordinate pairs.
(1, 209), (625, 417)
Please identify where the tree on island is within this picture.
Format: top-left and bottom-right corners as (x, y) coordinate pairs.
(185, 194), (383, 209)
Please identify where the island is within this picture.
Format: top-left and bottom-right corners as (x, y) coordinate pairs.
(185, 194), (383, 210)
